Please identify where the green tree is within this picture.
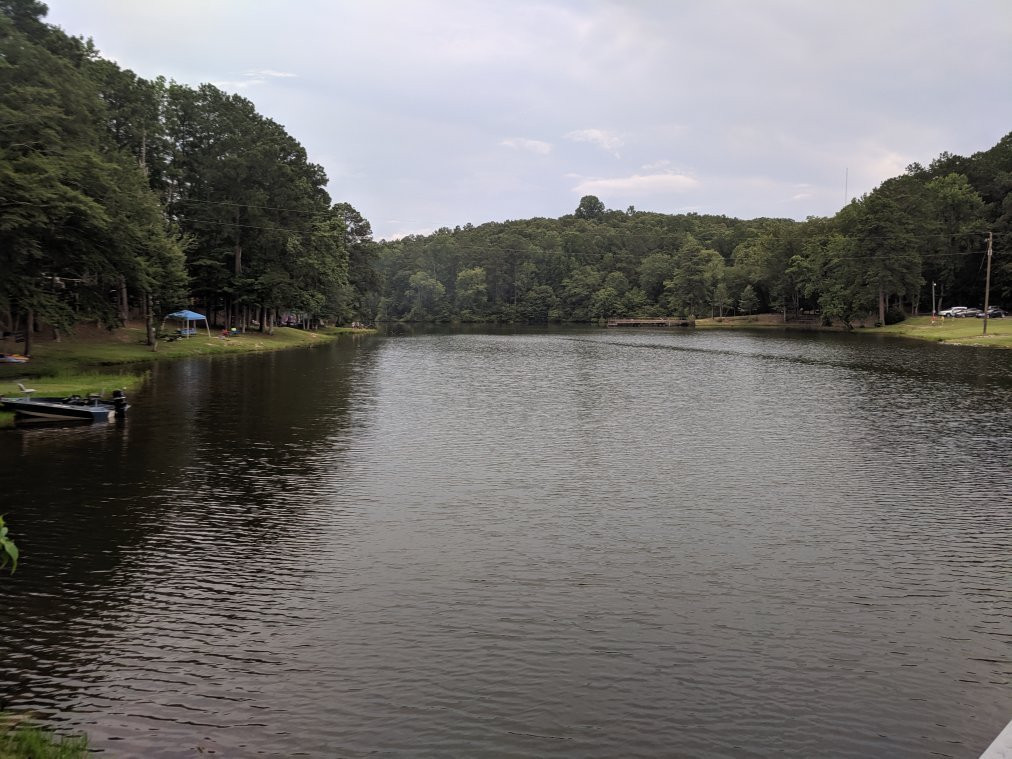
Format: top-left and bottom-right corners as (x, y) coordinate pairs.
(589, 286), (621, 318)
(0, 9), (184, 347)
(574, 194), (605, 221)
(602, 271), (630, 295)
(806, 232), (867, 327)
(560, 265), (602, 319)
(637, 252), (676, 303)
(334, 202), (378, 320)
(842, 181), (922, 325)
(455, 266), (488, 316)
(407, 270), (446, 320)
(923, 173), (984, 309)
(712, 281), (731, 316)
(518, 284), (556, 323)
(738, 284), (759, 315)
(663, 237), (722, 316)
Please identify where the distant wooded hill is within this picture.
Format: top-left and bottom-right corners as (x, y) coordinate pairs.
(373, 138), (1011, 327)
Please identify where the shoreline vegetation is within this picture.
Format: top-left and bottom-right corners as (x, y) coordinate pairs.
(0, 324), (373, 428)
(695, 313), (1012, 348)
(0, 712), (88, 759)
(1, 315), (1004, 429)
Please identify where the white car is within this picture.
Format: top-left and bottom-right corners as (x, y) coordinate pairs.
(939, 306), (967, 317)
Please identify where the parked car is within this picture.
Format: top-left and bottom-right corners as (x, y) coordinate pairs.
(976, 306), (1007, 318)
(939, 306), (967, 317)
(956, 308), (982, 318)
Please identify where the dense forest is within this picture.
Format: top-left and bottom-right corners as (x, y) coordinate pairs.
(374, 149), (1011, 327)
(3, 0), (1010, 342)
(1, 0), (376, 351)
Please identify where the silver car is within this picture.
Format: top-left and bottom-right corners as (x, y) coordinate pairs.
(939, 306), (967, 317)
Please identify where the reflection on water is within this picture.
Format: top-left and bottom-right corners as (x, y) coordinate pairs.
(1, 329), (1009, 758)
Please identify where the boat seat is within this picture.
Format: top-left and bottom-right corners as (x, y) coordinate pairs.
(17, 382), (36, 397)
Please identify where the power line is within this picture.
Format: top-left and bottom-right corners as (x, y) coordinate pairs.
(168, 196), (335, 216)
(169, 215), (999, 261)
(4, 194), (1006, 247)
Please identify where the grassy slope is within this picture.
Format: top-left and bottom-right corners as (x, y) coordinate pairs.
(866, 315), (1012, 348)
(0, 324), (369, 427)
(697, 313), (1012, 348)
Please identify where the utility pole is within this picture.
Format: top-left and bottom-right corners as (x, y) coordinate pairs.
(982, 232), (993, 336)
(931, 281), (936, 321)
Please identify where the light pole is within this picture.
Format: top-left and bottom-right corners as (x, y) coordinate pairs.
(982, 232), (993, 336)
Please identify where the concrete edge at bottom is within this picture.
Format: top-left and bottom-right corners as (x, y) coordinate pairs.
(980, 719), (1012, 758)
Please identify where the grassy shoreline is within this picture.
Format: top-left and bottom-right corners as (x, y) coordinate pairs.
(2, 315), (1005, 427)
(0, 712), (88, 758)
(865, 314), (1012, 347)
(0, 324), (372, 428)
(695, 314), (1012, 348)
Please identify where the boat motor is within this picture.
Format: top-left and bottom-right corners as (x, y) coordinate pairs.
(111, 389), (128, 417)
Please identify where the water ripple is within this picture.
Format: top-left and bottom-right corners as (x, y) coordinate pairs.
(1, 329), (1009, 757)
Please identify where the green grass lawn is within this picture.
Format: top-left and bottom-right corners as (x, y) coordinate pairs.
(696, 313), (1012, 348)
(1, 371), (148, 397)
(0, 325), (371, 428)
(3, 325), (352, 374)
(867, 314), (1012, 348)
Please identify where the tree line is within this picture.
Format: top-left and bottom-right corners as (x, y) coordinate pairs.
(373, 143), (1010, 327)
(4, 0), (1009, 343)
(1, 0), (376, 353)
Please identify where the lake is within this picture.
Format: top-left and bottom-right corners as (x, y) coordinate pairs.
(1, 327), (1009, 757)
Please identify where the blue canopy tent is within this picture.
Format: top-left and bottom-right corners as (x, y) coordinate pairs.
(163, 309), (211, 338)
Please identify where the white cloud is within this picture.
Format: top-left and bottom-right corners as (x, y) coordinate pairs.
(859, 149), (912, 185)
(565, 128), (624, 155)
(212, 69), (297, 92)
(573, 172), (699, 196)
(244, 69), (296, 79)
(210, 78), (265, 91)
(383, 225), (437, 241)
(500, 138), (552, 155)
(641, 159), (671, 171)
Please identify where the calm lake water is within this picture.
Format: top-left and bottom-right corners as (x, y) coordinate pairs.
(1, 327), (1009, 758)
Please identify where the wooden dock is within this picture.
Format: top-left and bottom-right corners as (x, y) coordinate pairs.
(606, 317), (694, 328)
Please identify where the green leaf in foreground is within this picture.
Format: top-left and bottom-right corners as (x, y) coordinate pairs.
(0, 516), (17, 574)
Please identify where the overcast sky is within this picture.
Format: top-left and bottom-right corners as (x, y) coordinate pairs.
(42, 0), (1012, 240)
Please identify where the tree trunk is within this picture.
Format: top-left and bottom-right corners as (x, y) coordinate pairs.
(118, 275), (129, 325)
(24, 308), (33, 357)
(234, 211), (242, 275)
(145, 292), (157, 351)
(234, 208), (242, 329)
(878, 285), (886, 325)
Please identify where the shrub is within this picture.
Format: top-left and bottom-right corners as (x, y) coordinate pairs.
(885, 306), (906, 325)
